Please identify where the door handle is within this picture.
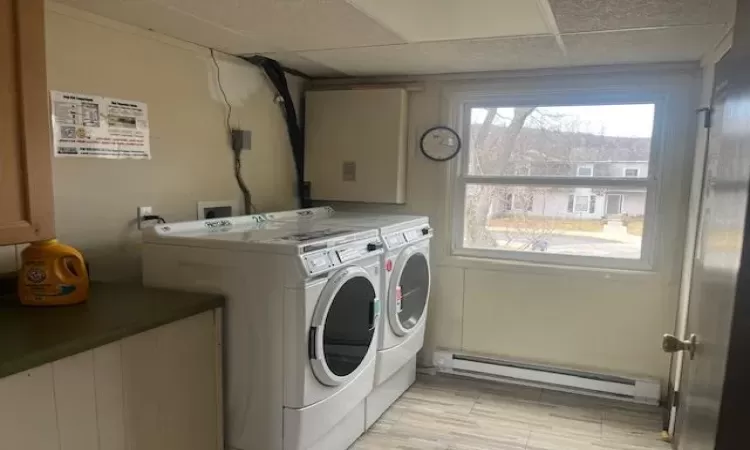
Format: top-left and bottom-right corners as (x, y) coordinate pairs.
(662, 333), (698, 360)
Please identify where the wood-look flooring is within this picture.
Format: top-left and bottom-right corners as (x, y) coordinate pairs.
(352, 374), (671, 450)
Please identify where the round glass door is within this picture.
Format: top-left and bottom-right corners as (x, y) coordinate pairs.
(321, 276), (376, 377)
(390, 250), (430, 335)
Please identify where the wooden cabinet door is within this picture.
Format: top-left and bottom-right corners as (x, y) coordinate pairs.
(0, 0), (54, 244)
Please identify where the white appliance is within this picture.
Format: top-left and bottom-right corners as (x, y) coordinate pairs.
(264, 207), (432, 427)
(141, 215), (384, 450)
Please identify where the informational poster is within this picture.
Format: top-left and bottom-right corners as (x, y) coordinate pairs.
(50, 91), (150, 159)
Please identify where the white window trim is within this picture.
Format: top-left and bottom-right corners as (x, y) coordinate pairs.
(449, 89), (665, 271)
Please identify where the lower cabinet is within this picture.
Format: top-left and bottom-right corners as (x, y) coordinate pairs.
(0, 310), (223, 450)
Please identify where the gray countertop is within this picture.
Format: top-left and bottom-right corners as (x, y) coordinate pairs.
(0, 282), (224, 379)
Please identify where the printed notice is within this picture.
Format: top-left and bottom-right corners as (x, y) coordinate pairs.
(50, 91), (150, 159)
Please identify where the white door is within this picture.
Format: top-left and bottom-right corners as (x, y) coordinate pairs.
(388, 246), (431, 336)
(606, 194), (623, 215)
(309, 266), (379, 386)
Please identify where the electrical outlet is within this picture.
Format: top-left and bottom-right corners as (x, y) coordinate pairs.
(137, 206), (152, 230)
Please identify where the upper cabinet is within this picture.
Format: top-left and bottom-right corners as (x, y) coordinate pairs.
(305, 88), (409, 204)
(0, 0), (54, 245)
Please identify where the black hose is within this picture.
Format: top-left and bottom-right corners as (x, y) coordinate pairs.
(246, 56), (309, 208)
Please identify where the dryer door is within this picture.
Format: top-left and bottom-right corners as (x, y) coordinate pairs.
(310, 266), (379, 386)
(388, 246), (430, 337)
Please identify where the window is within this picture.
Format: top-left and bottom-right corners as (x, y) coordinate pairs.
(567, 195), (597, 213)
(624, 168), (640, 177)
(576, 166), (593, 177)
(455, 100), (657, 268)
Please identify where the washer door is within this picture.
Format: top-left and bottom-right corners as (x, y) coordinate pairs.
(388, 246), (431, 337)
(309, 266), (379, 386)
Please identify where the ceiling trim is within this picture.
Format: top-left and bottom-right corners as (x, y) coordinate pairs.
(535, 0), (566, 54)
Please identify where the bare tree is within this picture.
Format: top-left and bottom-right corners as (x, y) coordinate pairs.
(465, 107), (535, 248)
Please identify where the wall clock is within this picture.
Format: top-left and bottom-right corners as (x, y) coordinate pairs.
(420, 126), (461, 162)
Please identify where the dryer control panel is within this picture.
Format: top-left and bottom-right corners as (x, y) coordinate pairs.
(301, 237), (384, 276)
(383, 225), (432, 251)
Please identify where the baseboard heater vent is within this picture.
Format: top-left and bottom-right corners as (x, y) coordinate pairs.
(433, 351), (660, 405)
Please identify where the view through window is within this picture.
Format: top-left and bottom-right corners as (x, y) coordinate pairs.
(459, 103), (656, 264)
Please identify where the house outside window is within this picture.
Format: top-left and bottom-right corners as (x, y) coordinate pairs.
(454, 97), (659, 269)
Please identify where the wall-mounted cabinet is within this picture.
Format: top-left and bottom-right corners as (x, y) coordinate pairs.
(305, 88), (408, 204)
(0, 0), (55, 245)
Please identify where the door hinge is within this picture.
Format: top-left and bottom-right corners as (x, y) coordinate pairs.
(673, 390), (680, 409)
(697, 107), (713, 128)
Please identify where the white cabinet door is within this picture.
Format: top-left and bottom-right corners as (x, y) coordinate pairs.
(121, 311), (221, 450)
(93, 343), (127, 450)
(0, 365), (59, 450)
(53, 351), (99, 450)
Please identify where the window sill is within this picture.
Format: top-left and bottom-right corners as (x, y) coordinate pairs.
(438, 252), (657, 278)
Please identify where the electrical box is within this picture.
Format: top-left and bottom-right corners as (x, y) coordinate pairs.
(304, 88), (408, 204)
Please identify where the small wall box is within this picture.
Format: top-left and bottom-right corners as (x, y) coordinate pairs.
(305, 88), (408, 204)
(197, 200), (239, 219)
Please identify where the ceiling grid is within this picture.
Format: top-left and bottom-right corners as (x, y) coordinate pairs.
(52, 0), (735, 77)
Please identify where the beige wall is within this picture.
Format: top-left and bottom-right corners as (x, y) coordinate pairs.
(316, 65), (700, 384)
(0, 3), (301, 280)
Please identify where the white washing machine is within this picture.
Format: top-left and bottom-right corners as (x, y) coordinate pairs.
(264, 208), (432, 428)
(141, 215), (383, 450)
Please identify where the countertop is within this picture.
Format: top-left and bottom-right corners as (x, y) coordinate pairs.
(0, 282), (224, 379)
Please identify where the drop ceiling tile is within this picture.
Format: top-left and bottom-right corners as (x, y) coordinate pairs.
(150, 0), (406, 51)
(346, 0), (550, 42)
(563, 25), (728, 65)
(300, 36), (565, 77)
(53, 0), (276, 54)
(255, 52), (346, 77)
(549, 0), (735, 33)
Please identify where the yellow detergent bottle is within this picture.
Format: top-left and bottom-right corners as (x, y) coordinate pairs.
(18, 239), (89, 306)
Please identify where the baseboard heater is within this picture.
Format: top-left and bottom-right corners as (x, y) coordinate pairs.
(433, 351), (661, 405)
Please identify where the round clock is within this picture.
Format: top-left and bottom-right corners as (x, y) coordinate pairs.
(420, 126), (461, 162)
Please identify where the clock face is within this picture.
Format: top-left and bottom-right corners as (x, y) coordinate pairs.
(420, 126), (461, 162)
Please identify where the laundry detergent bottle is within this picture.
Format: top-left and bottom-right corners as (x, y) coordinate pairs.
(18, 239), (89, 306)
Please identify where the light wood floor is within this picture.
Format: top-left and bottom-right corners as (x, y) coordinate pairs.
(352, 375), (671, 450)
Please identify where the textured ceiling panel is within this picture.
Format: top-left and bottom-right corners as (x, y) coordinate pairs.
(53, 0), (275, 53)
(150, 0), (405, 51)
(255, 52), (347, 77)
(346, 0), (550, 42)
(563, 25), (728, 65)
(549, 0), (735, 33)
(299, 36), (565, 76)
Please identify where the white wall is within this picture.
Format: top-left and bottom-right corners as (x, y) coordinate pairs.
(315, 65), (700, 384)
(0, 3), (301, 279)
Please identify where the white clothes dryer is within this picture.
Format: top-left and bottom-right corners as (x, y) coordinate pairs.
(265, 208), (432, 427)
(142, 215), (383, 450)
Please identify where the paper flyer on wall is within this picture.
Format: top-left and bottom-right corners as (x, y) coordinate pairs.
(50, 91), (150, 159)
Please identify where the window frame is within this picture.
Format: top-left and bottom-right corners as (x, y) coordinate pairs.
(451, 90), (665, 271)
